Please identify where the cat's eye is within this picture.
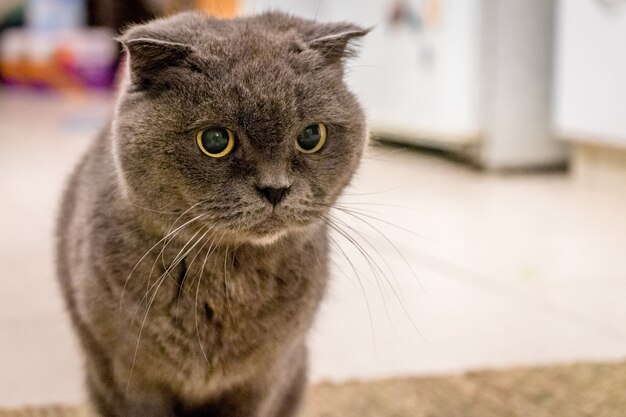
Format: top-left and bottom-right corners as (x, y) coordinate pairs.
(296, 123), (327, 154)
(196, 127), (236, 158)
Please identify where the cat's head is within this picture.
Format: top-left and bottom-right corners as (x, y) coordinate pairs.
(113, 11), (368, 244)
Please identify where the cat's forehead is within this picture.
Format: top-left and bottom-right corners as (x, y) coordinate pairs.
(122, 11), (366, 67)
(120, 11), (366, 134)
(203, 30), (301, 69)
(137, 12), (307, 53)
(192, 19), (319, 71)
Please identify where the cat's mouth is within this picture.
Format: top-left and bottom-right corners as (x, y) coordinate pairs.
(249, 211), (287, 233)
(236, 214), (290, 245)
(236, 207), (319, 245)
(204, 200), (322, 245)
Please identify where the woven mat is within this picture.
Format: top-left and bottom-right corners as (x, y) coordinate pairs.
(2, 361), (625, 417)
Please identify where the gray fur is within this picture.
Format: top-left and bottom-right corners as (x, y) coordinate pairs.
(56, 11), (367, 417)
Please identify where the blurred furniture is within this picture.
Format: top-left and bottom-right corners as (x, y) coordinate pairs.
(87, 0), (238, 28)
(87, 0), (156, 32)
(0, 0), (118, 91)
(552, 0), (626, 185)
(0, 27), (117, 90)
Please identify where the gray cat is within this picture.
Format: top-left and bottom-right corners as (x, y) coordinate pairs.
(56, 11), (368, 417)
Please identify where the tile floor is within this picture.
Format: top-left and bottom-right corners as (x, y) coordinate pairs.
(1, 92), (625, 407)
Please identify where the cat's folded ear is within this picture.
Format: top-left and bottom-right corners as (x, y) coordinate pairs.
(305, 22), (370, 65)
(117, 30), (199, 89)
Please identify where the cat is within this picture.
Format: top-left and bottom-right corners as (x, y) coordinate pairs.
(56, 10), (368, 417)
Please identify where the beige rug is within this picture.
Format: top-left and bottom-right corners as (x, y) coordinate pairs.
(2, 361), (625, 417)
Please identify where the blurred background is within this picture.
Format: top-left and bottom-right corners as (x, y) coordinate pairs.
(1, 0), (625, 413)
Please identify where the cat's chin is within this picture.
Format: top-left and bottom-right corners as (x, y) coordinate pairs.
(230, 221), (319, 247)
(245, 230), (290, 246)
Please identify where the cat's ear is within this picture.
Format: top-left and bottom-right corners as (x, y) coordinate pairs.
(306, 23), (370, 64)
(117, 35), (198, 88)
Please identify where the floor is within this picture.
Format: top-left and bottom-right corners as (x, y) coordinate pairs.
(1, 92), (625, 407)
(3, 361), (626, 416)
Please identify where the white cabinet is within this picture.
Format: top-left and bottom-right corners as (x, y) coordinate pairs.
(553, 0), (626, 147)
(317, 1), (484, 146)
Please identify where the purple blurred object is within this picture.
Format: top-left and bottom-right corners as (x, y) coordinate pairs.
(0, 27), (118, 90)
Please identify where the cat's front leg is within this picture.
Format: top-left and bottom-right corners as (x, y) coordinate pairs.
(85, 366), (178, 417)
(170, 361), (306, 417)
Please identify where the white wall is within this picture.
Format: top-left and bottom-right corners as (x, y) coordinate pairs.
(553, 0), (626, 146)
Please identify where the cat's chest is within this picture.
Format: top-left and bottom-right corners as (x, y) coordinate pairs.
(130, 241), (326, 357)
(162, 243), (318, 313)
(177, 251), (322, 330)
(123, 243), (326, 396)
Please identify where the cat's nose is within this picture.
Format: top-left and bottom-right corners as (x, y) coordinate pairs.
(257, 186), (290, 206)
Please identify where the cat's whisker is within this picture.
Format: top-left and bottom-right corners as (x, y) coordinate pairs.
(332, 206), (425, 291)
(185, 224), (224, 291)
(140, 197), (216, 302)
(363, 143), (410, 159)
(328, 256), (359, 291)
(147, 223), (197, 300)
(195, 231), (226, 368)
(344, 64), (387, 71)
(325, 230), (377, 357)
(133, 224), (210, 325)
(164, 198), (213, 238)
(119, 212), (206, 309)
(167, 224), (217, 291)
(163, 211), (239, 273)
(218, 238), (233, 375)
(324, 216), (398, 336)
(329, 203), (429, 336)
(224, 242), (237, 327)
(217, 242), (232, 376)
(159, 221), (214, 283)
(330, 210), (427, 341)
(211, 0), (226, 18)
(314, 0), (322, 22)
(330, 215), (399, 289)
(143, 212), (209, 303)
(339, 184), (405, 197)
(126, 223), (214, 392)
(334, 204), (438, 244)
(310, 238), (322, 269)
(325, 215), (389, 285)
(128, 201), (181, 215)
(336, 201), (428, 215)
(174, 224), (223, 318)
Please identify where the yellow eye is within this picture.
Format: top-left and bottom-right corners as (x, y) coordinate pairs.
(296, 123), (327, 154)
(196, 127), (235, 158)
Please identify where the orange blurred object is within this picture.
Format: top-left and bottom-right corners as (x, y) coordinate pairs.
(424, 0), (442, 28)
(195, 0), (239, 18)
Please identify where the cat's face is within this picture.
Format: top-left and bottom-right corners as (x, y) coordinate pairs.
(113, 12), (368, 243)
